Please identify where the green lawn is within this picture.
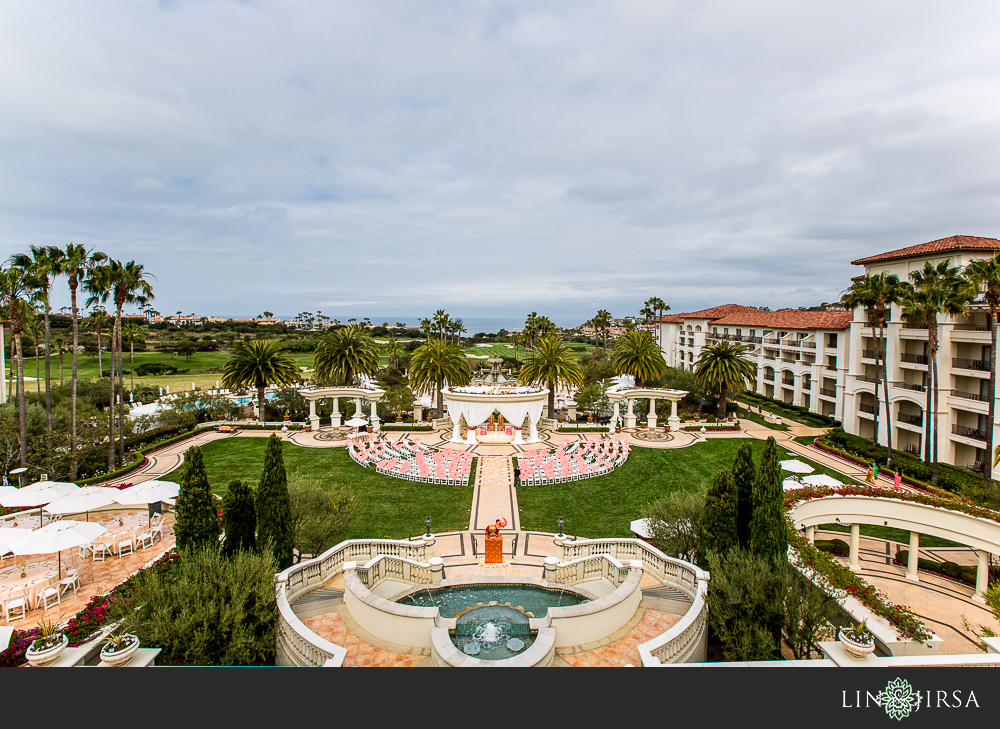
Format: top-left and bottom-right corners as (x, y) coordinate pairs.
(195, 437), (473, 542)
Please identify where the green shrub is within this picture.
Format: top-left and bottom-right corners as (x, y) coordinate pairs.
(135, 362), (181, 376)
(114, 546), (277, 665)
(815, 539), (849, 557)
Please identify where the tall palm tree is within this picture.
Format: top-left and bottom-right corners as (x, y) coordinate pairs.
(593, 309), (612, 351)
(221, 340), (301, 426)
(518, 334), (585, 415)
(122, 322), (144, 392)
(432, 310), (449, 341)
(524, 312), (540, 349)
(384, 339), (403, 371)
(59, 244), (105, 479)
(10, 245), (63, 438)
(53, 334), (65, 386)
(408, 338), (471, 416)
(419, 317), (433, 341)
(84, 308), (110, 377)
(841, 272), (907, 461)
(963, 252), (1000, 488)
(107, 261), (154, 461)
(0, 266), (40, 474)
(26, 315), (42, 394)
(900, 260), (976, 486)
(84, 265), (117, 469)
(693, 341), (758, 418)
(612, 330), (666, 387)
(313, 324), (380, 386)
(510, 332), (525, 363)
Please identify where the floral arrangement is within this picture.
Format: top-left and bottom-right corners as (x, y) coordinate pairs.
(28, 618), (65, 653)
(102, 631), (139, 653)
(784, 483), (1000, 525)
(842, 619), (874, 646)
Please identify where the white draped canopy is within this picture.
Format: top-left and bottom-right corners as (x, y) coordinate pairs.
(447, 398), (545, 429)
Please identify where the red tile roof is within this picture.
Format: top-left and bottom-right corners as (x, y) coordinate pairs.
(656, 304), (759, 323)
(711, 309), (853, 330)
(851, 235), (1000, 266)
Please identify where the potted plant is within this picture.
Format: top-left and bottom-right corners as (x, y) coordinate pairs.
(25, 618), (69, 666)
(838, 619), (875, 660)
(101, 630), (141, 666)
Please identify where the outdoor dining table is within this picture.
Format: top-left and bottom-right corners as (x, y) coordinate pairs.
(92, 514), (149, 555)
(0, 561), (59, 611)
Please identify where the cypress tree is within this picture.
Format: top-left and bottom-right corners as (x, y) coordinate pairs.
(732, 441), (757, 549)
(749, 436), (788, 561)
(174, 446), (221, 551)
(256, 434), (294, 570)
(222, 478), (257, 556)
(697, 468), (738, 569)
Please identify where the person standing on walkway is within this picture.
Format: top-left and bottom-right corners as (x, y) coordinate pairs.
(514, 466), (521, 488)
(865, 465), (875, 484)
(894, 470), (902, 489)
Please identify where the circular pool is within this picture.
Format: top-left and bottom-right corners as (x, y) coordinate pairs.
(397, 583), (588, 618)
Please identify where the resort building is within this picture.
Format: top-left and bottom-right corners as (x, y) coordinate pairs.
(654, 234), (1000, 479)
(845, 235), (1000, 479)
(655, 304), (852, 421)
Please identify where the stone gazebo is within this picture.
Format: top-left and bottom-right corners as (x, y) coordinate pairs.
(301, 385), (387, 432)
(441, 385), (549, 445)
(606, 386), (688, 430)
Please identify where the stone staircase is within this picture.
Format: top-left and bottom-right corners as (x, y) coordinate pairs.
(290, 587), (345, 619)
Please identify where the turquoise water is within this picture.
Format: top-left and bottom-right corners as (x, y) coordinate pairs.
(229, 392), (280, 406)
(397, 583), (586, 619)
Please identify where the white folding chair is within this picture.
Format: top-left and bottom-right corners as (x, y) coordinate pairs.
(149, 521), (163, 543)
(59, 568), (80, 596)
(91, 542), (110, 561)
(4, 596), (27, 622)
(137, 530), (154, 550)
(117, 536), (134, 557)
(37, 586), (60, 611)
(78, 541), (93, 559)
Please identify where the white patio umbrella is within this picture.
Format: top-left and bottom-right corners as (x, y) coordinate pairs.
(782, 477), (805, 491)
(801, 474), (843, 488)
(778, 459), (814, 474)
(44, 487), (119, 522)
(0, 486), (77, 525)
(12, 520), (107, 579)
(0, 527), (31, 555)
(113, 481), (180, 526)
(21, 481), (80, 496)
(345, 416), (369, 427)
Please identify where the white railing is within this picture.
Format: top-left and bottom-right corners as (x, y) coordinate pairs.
(355, 554), (433, 590)
(550, 554), (632, 589)
(275, 537), (432, 666)
(558, 537), (710, 665)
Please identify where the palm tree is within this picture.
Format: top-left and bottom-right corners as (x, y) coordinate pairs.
(221, 340), (301, 426)
(53, 334), (65, 386)
(432, 310), (449, 341)
(841, 272), (907, 461)
(122, 322), (144, 392)
(0, 265), (40, 474)
(10, 245), (63, 438)
(518, 334), (585, 415)
(313, 324), (380, 386)
(455, 322), (467, 346)
(60, 244), (106, 479)
(693, 341), (758, 418)
(612, 330), (666, 387)
(384, 339), (403, 371)
(524, 312), (540, 349)
(510, 332), (525, 363)
(26, 315), (42, 394)
(84, 308), (110, 377)
(408, 338), (470, 415)
(84, 265), (117, 469)
(593, 309), (612, 350)
(419, 317), (433, 341)
(900, 260), (976, 486)
(963, 252), (1000, 488)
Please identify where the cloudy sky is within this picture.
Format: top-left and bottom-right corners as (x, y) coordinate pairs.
(3, 1), (1000, 325)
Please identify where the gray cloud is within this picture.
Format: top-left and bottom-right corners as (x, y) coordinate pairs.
(3, 1), (1000, 322)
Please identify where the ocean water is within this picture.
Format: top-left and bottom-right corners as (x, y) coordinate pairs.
(386, 316), (585, 335)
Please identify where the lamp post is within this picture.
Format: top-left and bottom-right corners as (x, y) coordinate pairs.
(424, 516), (432, 537)
(556, 516), (565, 538)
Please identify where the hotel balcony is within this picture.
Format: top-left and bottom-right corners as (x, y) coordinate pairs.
(952, 423), (987, 442)
(951, 324), (991, 343)
(952, 357), (990, 376)
(819, 387), (837, 399)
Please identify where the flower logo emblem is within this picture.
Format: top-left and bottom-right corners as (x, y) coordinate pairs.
(877, 678), (921, 720)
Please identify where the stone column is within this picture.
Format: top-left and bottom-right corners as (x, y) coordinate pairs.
(308, 399), (319, 431)
(354, 398), (362, 419)
(612, 399), (621, 428)
(331, 397), (341, 427)
(805, 525), (815, 545)
(370, 399), (380, 432)
(974, 550), (990, 603)
(543, 556), (559, 583)
(624, 399), (637, 428)
(848, 523), (861, 572)
(905, 532), (920, 582)
(647, 398), (658, 429)
(429, 556), (444, 583)
(668, 398), (681, 431)
(413, 404), (423, 422)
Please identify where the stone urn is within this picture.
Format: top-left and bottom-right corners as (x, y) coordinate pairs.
(587, 415), (594, 424)
(101, 634), (141, 667)
(838, 627), (875, 661)
(26, 633), (68, 667)
(396, 416), (403, 422)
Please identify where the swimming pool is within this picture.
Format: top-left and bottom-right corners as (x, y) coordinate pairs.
(229, 392), (280, 406)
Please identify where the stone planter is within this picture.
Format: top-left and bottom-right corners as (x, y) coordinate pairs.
(304, 425), (312, 432)
(26, 634), (68, 667)
(101, 635), (141, 666)
(838, 628), (875, 661)
(396, 416), (403, 423)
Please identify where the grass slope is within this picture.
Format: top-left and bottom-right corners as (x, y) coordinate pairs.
(196, 438), (472, 542)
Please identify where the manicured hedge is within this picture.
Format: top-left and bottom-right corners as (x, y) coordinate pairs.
(742, 392), (841, 428)
(894, 550), (978, 586)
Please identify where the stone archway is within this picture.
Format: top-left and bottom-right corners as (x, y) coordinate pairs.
(301, 385), (387, 432)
